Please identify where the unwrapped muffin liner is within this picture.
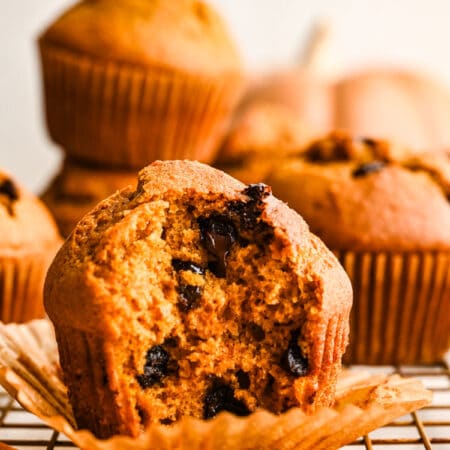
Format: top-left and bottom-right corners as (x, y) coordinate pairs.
(0, 319), (431, 449)
(39, 44), (243, 168)
(0, 251), (57, 323)
(337, 249), (450, 364)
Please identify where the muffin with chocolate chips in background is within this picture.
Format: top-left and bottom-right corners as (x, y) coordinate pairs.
(44, 160), (352, 439)
(0, 170), (61, 323)
(267, 131), (450, 364)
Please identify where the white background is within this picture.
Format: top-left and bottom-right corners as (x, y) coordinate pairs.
(2, 0), (450, 193)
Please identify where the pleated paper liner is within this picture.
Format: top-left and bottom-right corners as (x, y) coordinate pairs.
(337, 249), (450, 365)
(0, 320), (431, 450)
(39, 44), (243, 168)
(0, 251), (57, 323)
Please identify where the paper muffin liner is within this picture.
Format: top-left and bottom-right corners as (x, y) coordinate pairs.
(0, 319), (431, 449)
(39, 44), (243, 168)
(336, 249), (450, 365)
(0, 248), (59, 323)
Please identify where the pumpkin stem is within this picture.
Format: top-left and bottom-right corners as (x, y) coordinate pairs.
(299, 19), (339, 79)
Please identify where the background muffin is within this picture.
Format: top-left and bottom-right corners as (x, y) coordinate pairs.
(267, 132), (450, 364)
(44, 160), (351, 438)
(41, 159), (137, 237)
(39, 0), (243, 167)
(215, 101), (314, 184)
(0, 170), (61, 323)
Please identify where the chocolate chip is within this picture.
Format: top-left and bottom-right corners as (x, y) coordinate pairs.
(228, 201), (261, 230)
(248, 322), (265, 342)
(305, 141), (349, 162)
(203, 380), (250, 419)
(177, 284), (202, 311)
(236, 370), (251, 389)
(281, 331), (308, 377)
(172, 259), (205, 275)
(136, 345), (169, 388)
(360, 137), (378, 148)
(160, 418), (175, 425)
(0, 179), (19, 202)
(198, 215), (236, 278)
(352, 161), (386, 178)
(243, 183), (271, 202)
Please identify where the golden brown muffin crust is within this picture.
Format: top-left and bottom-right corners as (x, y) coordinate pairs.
(40, 0), (242, 77)
(267, 132), (450, 252)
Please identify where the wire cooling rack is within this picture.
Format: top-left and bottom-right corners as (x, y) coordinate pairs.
(0, 363), (448, 449)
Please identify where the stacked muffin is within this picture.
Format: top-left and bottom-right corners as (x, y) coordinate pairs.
(39, 0), (244, 237)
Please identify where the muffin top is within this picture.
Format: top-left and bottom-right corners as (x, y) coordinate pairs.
(266, 132), (450, 252)
(39, 0), (242, 77)
(0, 170), (61, 254)
(217, 101), (314, 165)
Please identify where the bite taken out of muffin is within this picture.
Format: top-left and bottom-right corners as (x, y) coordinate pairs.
(44, 160), (352, 438)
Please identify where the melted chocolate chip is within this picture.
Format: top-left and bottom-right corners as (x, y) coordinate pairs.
(0, 179), (19, 202)
(136, 346), (169, 388)
(352, 161), (386, 178)
(172, 259), (205, 275)
(177, 284), (202, 311)
(236, 370), (251, 389)
(281, 331), (308, 377)
(198, 215), (236, 278)
(203, 380), (250, 419)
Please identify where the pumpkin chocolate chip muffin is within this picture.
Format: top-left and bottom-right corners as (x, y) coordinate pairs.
(267, 131), (450, 364)
(44, 160), (352, 438)
(0, 170), (61, 323)
(41, 159), (137, 237)
(39, 0), (243, 167)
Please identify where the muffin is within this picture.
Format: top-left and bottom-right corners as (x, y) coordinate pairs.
(41, 159), (137, 237)
(216, 101), (314, 184)
(0, 170), (61, 323)
(267, 132), (450, 364)
(39, 0), (243, 167)
(44, 160), (352, 438)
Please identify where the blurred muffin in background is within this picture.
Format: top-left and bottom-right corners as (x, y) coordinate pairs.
(267, 132), (450, 364)
(0, 170), (61, 323)
(42, 159), (137, 237)
(39, 0), (243, 168)
(215, 101), (314, 184)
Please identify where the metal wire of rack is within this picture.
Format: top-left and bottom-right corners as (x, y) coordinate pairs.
(0, 363), (449, 449)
